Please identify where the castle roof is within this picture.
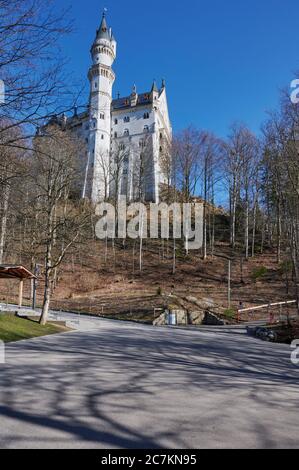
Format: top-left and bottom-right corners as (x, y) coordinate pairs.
(112, 92), (153, 110)
(96, 13), (110, 40)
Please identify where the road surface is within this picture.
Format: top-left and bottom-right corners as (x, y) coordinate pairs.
(0, 313), (298, 449)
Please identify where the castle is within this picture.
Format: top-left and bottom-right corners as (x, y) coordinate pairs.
(59, 12), (172, 203)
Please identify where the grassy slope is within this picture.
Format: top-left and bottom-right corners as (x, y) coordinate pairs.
(0, 314), (69, 343)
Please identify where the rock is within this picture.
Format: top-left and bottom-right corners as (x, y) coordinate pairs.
(153, 312), (166, 326)
(203, 311), (225, 325)
(188, 310), (205, 325)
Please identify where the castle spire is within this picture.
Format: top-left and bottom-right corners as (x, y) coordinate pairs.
(97, 10), (109, 39)
(151, 80), (158, 93)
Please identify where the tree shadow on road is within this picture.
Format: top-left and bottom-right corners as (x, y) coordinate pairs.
(0, 323), (298, 448)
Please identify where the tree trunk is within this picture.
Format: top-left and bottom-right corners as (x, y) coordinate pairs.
(276, 199), (281, 265)
(40, 269), (51, 325)
(251, 199), (257, 257)
(245, 196), (249, 260)
(0, 183), (10, 264)
(172, 239), (176, 275)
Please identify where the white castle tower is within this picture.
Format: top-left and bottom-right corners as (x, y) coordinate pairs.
(44, 12), (172, 204)
(88, 12), (116, 202)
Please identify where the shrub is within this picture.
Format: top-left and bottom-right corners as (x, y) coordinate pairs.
(252, 266), (267, 281)
(223, 308), (235, 319)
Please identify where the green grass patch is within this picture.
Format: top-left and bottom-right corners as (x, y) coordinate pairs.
(0, 313), (69, 343)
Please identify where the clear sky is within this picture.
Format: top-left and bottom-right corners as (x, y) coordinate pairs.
(58, 0), (299, 137)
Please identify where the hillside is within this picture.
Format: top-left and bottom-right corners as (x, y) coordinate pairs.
(0, 237), (296, 323)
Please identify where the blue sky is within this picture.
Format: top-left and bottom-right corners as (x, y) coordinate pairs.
(58, 0), (299, 137)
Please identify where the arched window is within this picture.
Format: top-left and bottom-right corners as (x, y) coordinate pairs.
(144, 125), (149, 132)
(143, 112), (149, 119)
(114, 118), (118, 125)
(124, 116), (130, 123)
(124, 129), (129, 136)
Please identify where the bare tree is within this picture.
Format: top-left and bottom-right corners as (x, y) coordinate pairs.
(31, 125), (91, 325)
(173, 127), (203, 202)
(0, 0), (73, 152)
(0, 121), (26, 263)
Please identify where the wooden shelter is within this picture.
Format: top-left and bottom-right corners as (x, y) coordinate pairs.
(0, 265), (37, 308)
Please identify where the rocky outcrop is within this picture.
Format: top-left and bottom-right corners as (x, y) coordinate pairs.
(153, 294), (228, 326)
(153, 312), (167, 326)
(188, 310), (206, 325)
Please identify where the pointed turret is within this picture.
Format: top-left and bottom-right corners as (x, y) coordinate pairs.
(150, 80), (159, 102)
(151, 80), (158, 93)
(91, 11), (117, 58)
(96, 12), (110, 40)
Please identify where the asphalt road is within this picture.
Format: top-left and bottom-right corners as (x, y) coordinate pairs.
(0, 315), (298, 449)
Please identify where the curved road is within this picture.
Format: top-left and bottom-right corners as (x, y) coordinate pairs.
(0, 313), (298, 449)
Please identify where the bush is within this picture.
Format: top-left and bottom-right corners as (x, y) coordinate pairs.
(252, 266), (267, 281)
(223, 308), (235, 319)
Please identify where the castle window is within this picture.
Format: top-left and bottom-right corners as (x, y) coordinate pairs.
(144, 125), (149, 132)
(94, 82), (97, 89)
(100, 113), (105, 120)
(101, 134), (104, 140)
(124, 116), (130, 123)
(120, 143), (125, 151)
(114, 118), (118, 125)
(114, 132), (118, 138)
(124, 129), (129, 136)
(143, 112), (149, 119)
